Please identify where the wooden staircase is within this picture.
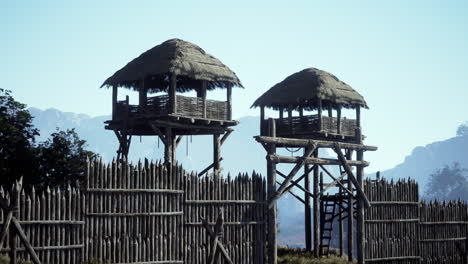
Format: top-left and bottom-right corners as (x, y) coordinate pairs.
(320, 195), (336, 256)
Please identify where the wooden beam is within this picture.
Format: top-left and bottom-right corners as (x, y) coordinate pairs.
(276, 168), (315, 198)
(175, 135), (183, 148)
(356, 127), (365, 264)
(319, 165), (354, 197)
(220, 129), (234, 146)
(139, 77), (147, 108)
(0, 211), (13, 249)
(198, 158), (224, 177)
(268, 144), (316, 209)
(112, 85), (117, 120)
(164, 127), (173, 166)
(313, 149), (320, 257)
(279, 107), (284, 121)
(226, 83), (232, 120)
(201, 80), (207, 118)
(255, 136), (377, 151)
(148, 122), (167, 145)
(276, 181), (305, 204)
(356, 105), (361, 129)
(337, 105), (341, 134)
(288, 105), (293, 133)
(260, 106), (265, 136)
(269, 155), (369, 166)
(213, 134), (221, 175)
(317, 99), (322, 130)
(317, 172), (347, 197)
(12, 218), (42, 264)
(266, 118), (277, 264)
(169, 73), (177, 114)
(333, 144), (370, 208)
(304, 147), (312, 251)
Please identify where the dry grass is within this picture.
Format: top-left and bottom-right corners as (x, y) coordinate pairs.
(278, 247), (356, 264)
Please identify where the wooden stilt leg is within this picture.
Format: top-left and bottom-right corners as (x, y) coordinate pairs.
(313, 149), (320, 257)
(267, 119), (277, 264)
(164, 127), (173, 166)
(213, 134), (221, 176)
(304, 147), (312, 251)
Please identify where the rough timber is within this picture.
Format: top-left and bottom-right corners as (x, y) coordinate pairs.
(253, 67), (377, 264)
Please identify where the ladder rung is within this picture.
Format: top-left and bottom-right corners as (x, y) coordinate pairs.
(322, 236), (331, 239)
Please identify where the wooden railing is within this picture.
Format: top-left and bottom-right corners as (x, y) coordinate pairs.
(114, 95), (229, 121)
(260, 115), (357, 137)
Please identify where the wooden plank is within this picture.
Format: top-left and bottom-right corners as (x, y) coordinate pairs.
(11, 218), (42, 264)
(270, 155), (369, 166)
(85, 189), (184, 194)
(255, 136), (378, 151)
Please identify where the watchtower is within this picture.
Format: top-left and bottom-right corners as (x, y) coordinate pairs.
(252, 68), (377, 264)
(101, 39), (242, 174)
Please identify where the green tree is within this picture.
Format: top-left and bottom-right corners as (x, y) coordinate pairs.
(0, 89), (97, 188)
(0, 88), (39, 186)
(424, 163), (468, 201)
(36, 128), (98, 188)
(456, 122), (468, 137)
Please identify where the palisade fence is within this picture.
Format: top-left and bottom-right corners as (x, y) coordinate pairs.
(364, 178), (468, 264)
(0, 159), (267, 264)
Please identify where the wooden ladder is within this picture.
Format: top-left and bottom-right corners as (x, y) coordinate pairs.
(320, 196), (336, 256)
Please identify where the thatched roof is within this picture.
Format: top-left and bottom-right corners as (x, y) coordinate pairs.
(101, 39), (243, 92)
(252, 68), (368, 110)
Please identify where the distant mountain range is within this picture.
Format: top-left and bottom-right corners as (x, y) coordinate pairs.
(28, 107), (468, 247)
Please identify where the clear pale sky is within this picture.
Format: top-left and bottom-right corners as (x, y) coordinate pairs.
(2, 1), (468, 172)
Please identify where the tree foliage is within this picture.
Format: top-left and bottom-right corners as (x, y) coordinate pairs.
(456, 122), (468, 137)
(424, 162), (468, 201)
(0, 89), (97, 188)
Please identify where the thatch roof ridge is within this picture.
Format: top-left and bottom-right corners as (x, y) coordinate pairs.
(101, 38), (243, 92)
(252, 67), (368, 109)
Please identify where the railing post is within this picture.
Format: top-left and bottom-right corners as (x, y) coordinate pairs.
(226, 83), (232, 120)
(112, 85), (118, 120)
(170, 73), (177, 114)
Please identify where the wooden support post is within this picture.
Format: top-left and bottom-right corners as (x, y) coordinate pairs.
(317, 99), (322, 131)
(139, 77), (147, 108)
(201, 80), (207, 118)
(339, 184), (344, 257)
(279, 107), (284, 121)
(356, 105), (361, 129)
(337, 105), (342, 134)
(227, 83), (232, 120)
(328, 103), (332, 118)
(288, 105), (293, 133)
(356, 128), (365, 264)
(112, 85), (118, 120)
(299, 106), (303, 119)
(220, 129), (234, 146)
(169, 73), (177, 114)
(313, 148), (320, 257)
(9, 184), (19, 264)
(260, 106), (265, 136)
(304, 147), (312, 251)
(164, 127), (174, 166)
(267, 118), (277, 264)
(213, 134), (221, 176)
(347, 149), (354, 262)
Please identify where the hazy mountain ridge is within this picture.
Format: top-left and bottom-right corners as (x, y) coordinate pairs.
(28, 107), (468, 247)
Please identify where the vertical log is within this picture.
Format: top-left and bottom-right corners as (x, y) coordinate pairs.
(356, 128), (364, 264)
(304, 147), (312, 251)
(112, 86), (118, 120)
(139, 77), (147, 108)
(347, 150), (354, 262)
(170, 73), (177, 114)
(288, 105), (293, 134)
(356, 105), (361, 129)
(313, 149), (320, 257)
(9, 183), (20, 264)
(337, 105), (342, 134)
(201, 81), (207, 118)
(213, 134), (221, 176)
(267, 118), (277, 264)
(279, 107), (283, 121)
(317, 99), (322, 131)
(164, 128), (174, 166)
(227, 83), (232, 120)
(260, 106), (265, 136)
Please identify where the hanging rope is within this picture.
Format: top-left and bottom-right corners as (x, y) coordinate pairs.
(140, 136), (142, 143)
(285, 146), (301, 156)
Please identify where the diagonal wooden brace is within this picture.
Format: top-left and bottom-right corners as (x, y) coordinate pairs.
(268, 143), (316, 208)
(276, 180), (305, 204)
(148, 122), (168, 145)
(220, 128), (234, 146)
(198, 158), (224, 177)
(333, 143), (371, 208)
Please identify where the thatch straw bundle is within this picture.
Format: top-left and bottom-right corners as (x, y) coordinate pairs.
(252, 68), (367, 110)
(101, 39), (242, 92)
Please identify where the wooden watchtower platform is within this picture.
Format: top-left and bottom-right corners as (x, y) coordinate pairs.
(101, 39), (242, 172)
(252, 68), (377, 264)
